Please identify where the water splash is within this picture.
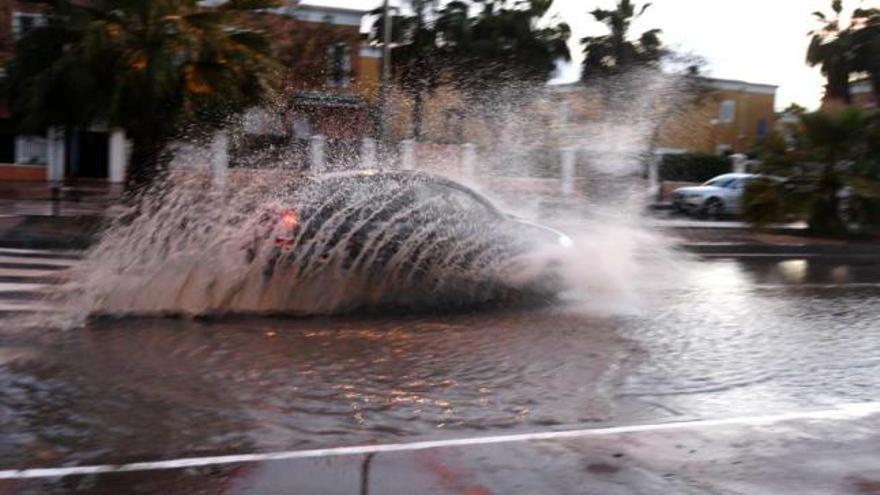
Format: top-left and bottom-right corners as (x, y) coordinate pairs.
(42, 72), (697, 326)
(51, 169), (566, 325)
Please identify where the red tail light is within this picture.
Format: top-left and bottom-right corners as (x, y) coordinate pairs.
(278, 209), (299, 230)
(274, 209), (299, 249)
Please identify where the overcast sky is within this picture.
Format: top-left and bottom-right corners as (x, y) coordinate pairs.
(312, 0), (851, 110)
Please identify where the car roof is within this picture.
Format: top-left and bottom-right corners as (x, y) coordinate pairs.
(309, 169), (503, 215)
(314, 168), (438, 179)
(709, 173), (757, 180)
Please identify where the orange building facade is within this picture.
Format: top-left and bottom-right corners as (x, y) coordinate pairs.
(0, 1), (381, 182)
(543, 77), (777, 156)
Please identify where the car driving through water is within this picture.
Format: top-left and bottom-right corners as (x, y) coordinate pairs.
(252, 170), (574, 308)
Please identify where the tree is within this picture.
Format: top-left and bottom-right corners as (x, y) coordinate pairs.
(440, 0), (569, 144)
(807, 0), (854, 105)
(849, 6), (880, 102)
(3, 0), (281, 189)
(371, 0), (570, 141)
(745, 108), (880, 237)
(782, 103), (809, 116)
(442, 0), (570, 90)
(370, 0), (442, 141)
(580, 0), (662, 82)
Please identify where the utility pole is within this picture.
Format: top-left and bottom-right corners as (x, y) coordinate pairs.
(378, 0), (392, 142)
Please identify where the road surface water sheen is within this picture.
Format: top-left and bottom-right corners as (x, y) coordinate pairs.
(0, 258), (879, 469)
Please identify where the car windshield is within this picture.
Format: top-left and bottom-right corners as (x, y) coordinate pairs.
(704, 177), (737, 188)
(411, 181), (501, 219)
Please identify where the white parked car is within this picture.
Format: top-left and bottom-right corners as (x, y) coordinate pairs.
(672, 173), (768, 218)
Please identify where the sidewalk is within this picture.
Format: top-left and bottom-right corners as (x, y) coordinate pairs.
(0, 181), (121, 218)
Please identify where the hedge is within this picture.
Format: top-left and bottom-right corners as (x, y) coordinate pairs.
(659, 153), (732, 183)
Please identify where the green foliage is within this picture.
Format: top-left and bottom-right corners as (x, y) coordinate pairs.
(807, 1), (880, 103)
(658, 153), (731, 183)
(580, 0), (663, 81)
(2, 0), (281, 186)
(370, 0), (570, 140)
(744, 108), (880, 237)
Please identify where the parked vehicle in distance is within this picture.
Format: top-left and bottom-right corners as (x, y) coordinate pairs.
(673, 173), (779, 218)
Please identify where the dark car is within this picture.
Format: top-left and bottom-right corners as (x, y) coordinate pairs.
(251, 170), (573, 306)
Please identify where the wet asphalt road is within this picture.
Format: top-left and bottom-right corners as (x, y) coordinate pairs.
(0, 256), (879, 493)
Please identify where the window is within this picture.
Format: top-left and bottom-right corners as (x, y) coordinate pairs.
(13, 12), (46, 40)
(704, 176), (736, 188)
(326, 43), (351, 88)
(719, 100), (736, 124)
(756, 118), (768, 137)
(411, 182), (500, 219)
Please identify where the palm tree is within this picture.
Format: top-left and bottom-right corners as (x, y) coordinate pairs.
(745, 108), (880, 237)
(447, 0), (570, 91)
(580, 0), (662, 81)
(439, 0), (570, 146)
(3, 0), (281, 189)
(807, 0), (854, 105)
(371, 0), (569, 142)
(370, 0), (441, 141)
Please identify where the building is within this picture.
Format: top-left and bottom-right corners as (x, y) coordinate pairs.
(0, 0), (50, 181)
(540, 77), (777, 156)
(246, 4), (380, 140)
(0, 1), (380, 183)
(387, 76), (777, 157)
(654, 78), (777, 155)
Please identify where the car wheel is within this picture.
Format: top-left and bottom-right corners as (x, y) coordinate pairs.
(702, 198), (724, 219)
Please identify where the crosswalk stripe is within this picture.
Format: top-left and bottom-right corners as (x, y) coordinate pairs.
(0, 268), (65, 279)
(0, 248), (78, 313)
(0, 282), (52, 293)
(0, 248), (82, 260)
(0, 301), (56, 313)
(0, 256), (73, 270)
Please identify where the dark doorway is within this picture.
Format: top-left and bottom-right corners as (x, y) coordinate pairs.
(71, 131), (109, 178)
(0, 120), (15, 163)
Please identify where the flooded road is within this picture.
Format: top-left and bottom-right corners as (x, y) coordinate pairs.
(1, 257), (879, 472)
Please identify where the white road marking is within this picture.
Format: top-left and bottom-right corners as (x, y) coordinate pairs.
(1, 402), (879, 480)
(0, 301), (56, 312)
(0, 248), (81, 259)
(0, 268), (61, 279)
(0, 249), (73, 312)
(0, 282), (52, 292)
(0, 256), (76, 267)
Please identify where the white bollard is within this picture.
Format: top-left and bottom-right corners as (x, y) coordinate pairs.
(361, 137), (377, 169)
(461, 143), (476, 178)
(46, 127), (65, 183)
(211, 130), (229, 186)
(560, 147), (576, 196)
(400, 139), (416, 170)
(310, 134), (326, 173)
(731, 153), (748, 174)
(108, 129), (128, 184)
(648, 154), (661, 198)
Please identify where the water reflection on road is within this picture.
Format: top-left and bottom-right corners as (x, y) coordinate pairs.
(1, 258), (879, 470)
